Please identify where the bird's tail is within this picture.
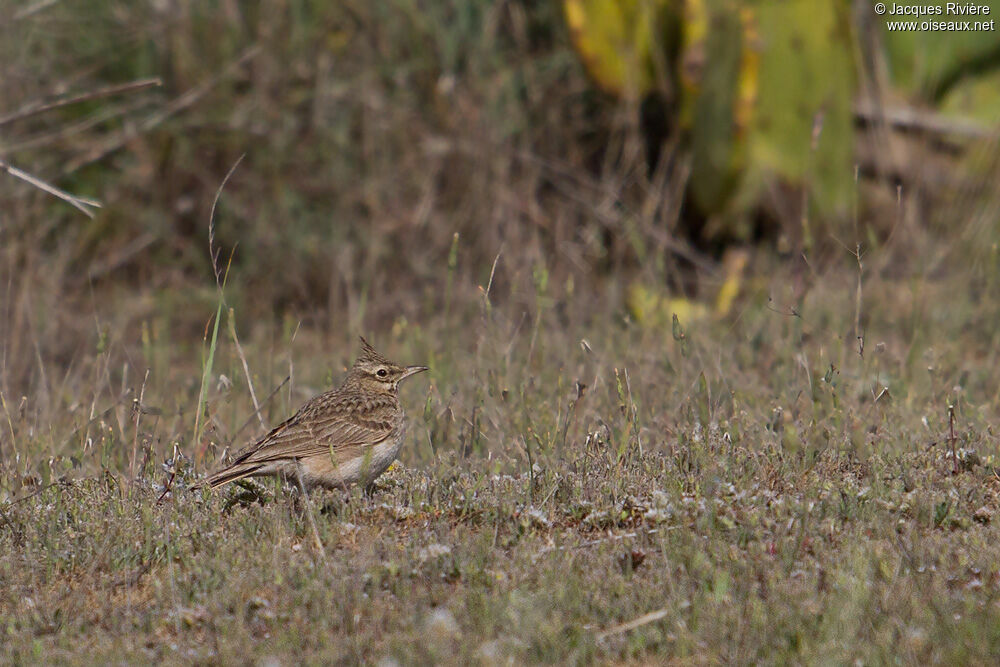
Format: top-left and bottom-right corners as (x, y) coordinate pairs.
(192, 462), (265, 491)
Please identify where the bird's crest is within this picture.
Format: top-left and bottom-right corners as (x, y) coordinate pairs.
(357, 335), (391, 365)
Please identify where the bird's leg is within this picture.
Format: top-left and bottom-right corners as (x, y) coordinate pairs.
(296, 468), (326, 557)
(319, 491), (345, 516)
(287, 470), (306, 513)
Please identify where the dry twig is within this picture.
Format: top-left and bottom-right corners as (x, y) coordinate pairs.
(0, 78), (162, 127)
(597, 608), (669, 640)
(0, 158), (101, 218)
(64, 47), (259, 174)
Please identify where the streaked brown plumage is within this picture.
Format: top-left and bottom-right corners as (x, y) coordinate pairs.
(198, 337), (428, 491)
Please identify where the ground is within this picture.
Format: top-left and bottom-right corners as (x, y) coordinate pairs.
(3, 2), (1000, 663)
(3, 252), (1000, 664)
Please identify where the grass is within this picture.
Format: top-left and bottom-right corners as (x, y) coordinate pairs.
(4, 0), (1000, 663)
(3, 247), (1000, 663)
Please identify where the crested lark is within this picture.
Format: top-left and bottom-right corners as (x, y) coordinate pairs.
(199, 337), (428, 491)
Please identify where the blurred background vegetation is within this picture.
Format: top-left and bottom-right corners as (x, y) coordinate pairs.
(2, 0), (1000, 405)
(5, 4), (1000, 660)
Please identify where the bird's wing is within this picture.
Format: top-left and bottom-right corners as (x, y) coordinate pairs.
(231, 402), (394, 465)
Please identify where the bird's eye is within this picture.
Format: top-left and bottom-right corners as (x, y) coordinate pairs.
(376, 369), (388, 378)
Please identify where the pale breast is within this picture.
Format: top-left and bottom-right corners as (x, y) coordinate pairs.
(300, 420), (406, 489)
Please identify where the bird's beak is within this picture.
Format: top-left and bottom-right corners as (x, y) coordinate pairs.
(402, 365), (429, 380)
